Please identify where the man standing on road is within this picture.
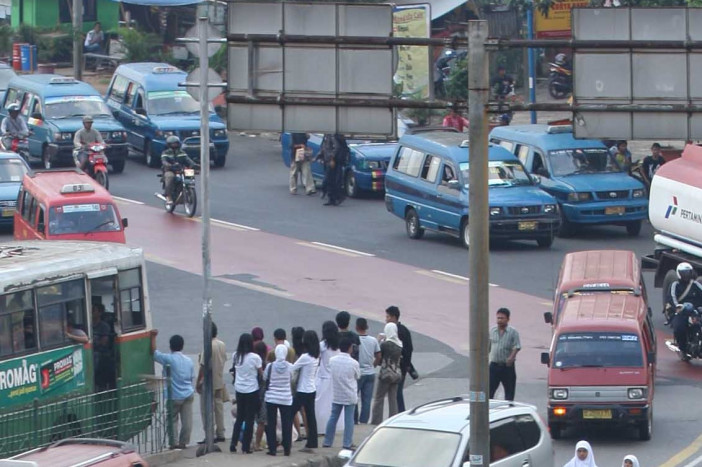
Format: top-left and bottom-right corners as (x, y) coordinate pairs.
(323, 338), (360, 449)
(319, 133), (349, 206)
(152, 332), (195, 449)
(356, 318), (380, 424)
(385, 306), (413, 412)
(289, 133), (316, 196)
(640, 142), (665, 191)
(488, 308), (521, 401)
(196, 322), (228, 444)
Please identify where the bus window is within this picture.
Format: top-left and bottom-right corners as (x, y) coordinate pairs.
(119, 268), (144, 331)
(1, 291), (37, 355)
(27, 196), (37, 225)
(36, 279), (86, 349)
(48, 204), (121, 235)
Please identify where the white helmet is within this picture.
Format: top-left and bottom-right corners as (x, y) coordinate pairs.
(676, 262), (696, 282)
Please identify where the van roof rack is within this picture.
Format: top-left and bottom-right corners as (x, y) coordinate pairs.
(405, 126), (459, 135)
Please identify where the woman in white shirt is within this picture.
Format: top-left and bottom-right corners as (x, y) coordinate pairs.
(264, 344), (294, 456)
(230, 333), (262, 453)
(315, 321), (341, 432)
(292, 330), (320, 452)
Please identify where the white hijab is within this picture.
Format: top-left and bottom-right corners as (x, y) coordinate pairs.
(384, 322), (403, 348)
(563, 440), (597, 467)
(622, 455), (640, 467)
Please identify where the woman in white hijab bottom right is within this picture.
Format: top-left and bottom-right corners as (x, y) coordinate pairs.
(563, 440), (597, 467)
(622, 454), (640, 467)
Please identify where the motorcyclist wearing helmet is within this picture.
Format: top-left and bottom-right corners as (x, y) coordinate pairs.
(666, 262), (702, 325)
(673, 303), (698, 361)
(73, 115), (104, 171)
(161, 136), (196, 203)
(1, 103), (29, 150)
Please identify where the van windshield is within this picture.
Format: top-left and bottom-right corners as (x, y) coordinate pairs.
(553, 332), (643, 368)
(350, 427), (460, 467)
(0, 158), (28, 183)
(147, 91), (205, 115)
(548, 148), (622, 176)
(45, 96), (112, 119)
(459, 160), (533, 187)
(48, 204), (121, 235)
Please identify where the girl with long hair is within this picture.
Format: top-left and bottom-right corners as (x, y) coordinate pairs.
(292, 330), (320, 452)
(315, 321), (340, 431)
(229, 333), (262, 453)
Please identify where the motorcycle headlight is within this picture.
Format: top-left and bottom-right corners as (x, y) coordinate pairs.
(544, 204), (556, 214)
(628, 388), (645, 399)
(551, 388), (569, 400)
(567, 192), (592, 202)
(489, 207), (502, 216)
(212, 129), (227, 139)
(632, 189), (645, 198)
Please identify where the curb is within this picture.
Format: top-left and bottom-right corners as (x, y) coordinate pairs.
(145, 449), (185, 467)
(269, 454), (345, 467)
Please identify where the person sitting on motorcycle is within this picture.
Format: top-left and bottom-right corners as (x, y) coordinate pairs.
(554, 53), (571, 71)
(666, 262), (702, 325)
(673, 303), (698, 361)
(1, 104), (29, 150)
(73, 115), (104, 171)
(491, 66), (515, 100)
(161, 135), (197, 204)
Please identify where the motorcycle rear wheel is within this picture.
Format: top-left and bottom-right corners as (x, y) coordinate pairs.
(548, 80), (569, 99)
(94, 170), (109, 190)
(184, 186), (197, 218)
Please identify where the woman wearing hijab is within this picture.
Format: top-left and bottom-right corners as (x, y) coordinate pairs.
(264, 344), (294, 456)
(563, 440), (597, 467)
(315, 321), (341, 431)
(622, 455), (640, 467)
(370, 322), (403, 425)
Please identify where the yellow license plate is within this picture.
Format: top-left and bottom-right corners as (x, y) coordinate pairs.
(518, 221), (538, 231)
(605, 206), (625, 215)
(1, 208), (14, 217)
(583, 409), (612, 420)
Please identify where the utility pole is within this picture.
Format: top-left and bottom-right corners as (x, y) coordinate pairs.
(467, 20), (490, 467)
(527, 4), (537, 123)
(72, 0), (82, 80)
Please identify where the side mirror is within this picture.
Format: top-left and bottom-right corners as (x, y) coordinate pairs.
(338, 449), (354, 460)
(544, 311), (553, 324)
(647, 351), (656, 364)
(31, 112), (43, 120)
(531, 174), (541, 185)
(541, 352), (550, 366)
(135, 108), (147, 116)
(447, 179), (460, 190)
(122, 218), (128, 228)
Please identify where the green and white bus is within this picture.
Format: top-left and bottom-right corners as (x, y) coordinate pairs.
(0, 241), (159, 457)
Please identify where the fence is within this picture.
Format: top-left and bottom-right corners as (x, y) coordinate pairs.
(0, 376), (173, 458)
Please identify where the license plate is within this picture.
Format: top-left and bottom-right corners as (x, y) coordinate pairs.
(605, 206), (625, 215)
(1, 208), (14, 217)
(583, 409), (612, 420)
(518, 221), (538, 231)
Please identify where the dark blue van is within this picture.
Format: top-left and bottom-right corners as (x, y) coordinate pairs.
(489, 125), (648, 236)
(0, 75), (128, 172)
(105, 63), (229, 168)
(384, 130), (561, 248)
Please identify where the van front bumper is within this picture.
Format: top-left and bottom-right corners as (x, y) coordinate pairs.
(489, 216), (561, 240)
(547, 403), (650, 426)
(561, 199), (648, 224)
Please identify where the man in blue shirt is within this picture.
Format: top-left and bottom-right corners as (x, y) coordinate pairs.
(152, 332), (195, 449)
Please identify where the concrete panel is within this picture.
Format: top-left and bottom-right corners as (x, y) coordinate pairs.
(339, 49), (393, 95)
(284, 3), (336, 36)
(284, 48), (336, 94)
(573, 112), (632, 140)
(633, 112), (687, 139)
(573, 8), (629, 40)
(229, 3), (282, 35)
(632, 53), (687, 100)
(631, 8), (686, 41)
(574, 53), (631, 100)
(228, 104), (282, 132)
(338, 4), (393, 37)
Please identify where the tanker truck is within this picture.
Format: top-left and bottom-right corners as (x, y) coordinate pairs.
(643, 144), (702, 312)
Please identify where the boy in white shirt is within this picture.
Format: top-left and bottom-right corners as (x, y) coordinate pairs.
(323, 338), (360, 449)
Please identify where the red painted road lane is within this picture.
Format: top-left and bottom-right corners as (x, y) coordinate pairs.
(119, 201), (702, 383)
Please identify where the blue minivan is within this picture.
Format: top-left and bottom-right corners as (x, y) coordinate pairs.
(384, 130), (561, 248)
(489, 125), (648, 236)
(0, 75), (129, 172)
(105, 63), (229, 168)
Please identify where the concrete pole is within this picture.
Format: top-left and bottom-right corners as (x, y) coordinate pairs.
(198, 14), (216, 456)
(72, 0), (82, 80)
(527, 5), (537, 123)
(467, 20), (490, 467)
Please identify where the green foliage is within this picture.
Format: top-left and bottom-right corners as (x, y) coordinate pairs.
(445, 58), (468, 101)
(118, 27), (163, 63)
(209, 45), (227, 74)
(16, 24), (39, 44)
(0, 24), (12, 56)
(37, 35), (73, 63)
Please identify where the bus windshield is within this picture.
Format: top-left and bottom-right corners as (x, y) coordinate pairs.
(0, 158), (28, 183)
(459, 160), (533, 187)
(45, 96), (113, 120)
(553, 332), (643, 368)
(147, 90), (206, 115)
(548, 148), (622, 176)
(48, 204), (121, 235)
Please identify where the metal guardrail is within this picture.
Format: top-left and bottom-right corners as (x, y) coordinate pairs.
(0, 377), (173, 459)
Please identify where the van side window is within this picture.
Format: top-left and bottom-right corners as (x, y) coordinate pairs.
(490, 417), (525, 462)
(4, 88), (23, 108)
(125, 82), (136, 106)
(135, 89), (145, 111)
(109, 76), (129, 103)
(517, 145), (530, 164)
(532, 151), (546, 174)
(37, 206), (45, 235)
(28, 196), (37, 225)
(19, 93), (33, 117)
(498, 141), (514, 153)
(514, 414), (541, 450)
(420, 155), (441, 183)
(20, 191), (31, 220)
(393, 147), (424, 177)
(441, 164), (456, 184)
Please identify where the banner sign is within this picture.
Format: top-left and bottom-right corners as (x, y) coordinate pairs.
(0, 345), (86, 407)
(393, 4), (431, 99)
(535, 0), (589, 38)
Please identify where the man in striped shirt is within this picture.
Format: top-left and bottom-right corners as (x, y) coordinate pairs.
(488, 308), (521, 401)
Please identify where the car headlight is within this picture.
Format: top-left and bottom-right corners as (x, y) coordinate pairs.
(359, 160), (381, 170)
(111, 131), (127, 140)
(212, 129), (227, 138)
(551, 388), (569, 400)
(155, 130), (176, 138)
(567, 192), (592, 202)
(54, 132), (73, 141)
(628, 388), (645, 399)
(632, 189), (645, 198)
(544, 204), (556, 214)
(489, 207), (502, 216)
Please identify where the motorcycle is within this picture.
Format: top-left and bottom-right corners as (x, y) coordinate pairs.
(0, 132), (31, 162)
(84, 143), (109, 190)
(155, 163), (198, 218)
(548, 62), (572, 99)
(665, 303), (702, 361)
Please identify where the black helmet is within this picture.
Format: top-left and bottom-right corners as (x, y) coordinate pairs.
(677, 262), (696, 282)
(166, 135), (181, 150)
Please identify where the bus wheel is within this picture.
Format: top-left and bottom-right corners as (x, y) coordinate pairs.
(50, 413), (82, 441)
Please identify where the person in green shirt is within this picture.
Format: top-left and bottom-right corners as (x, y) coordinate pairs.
(161, 136), (197, 203)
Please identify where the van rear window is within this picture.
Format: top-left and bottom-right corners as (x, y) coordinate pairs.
(48, 204), (121, 235)
(554, 332), (643, 368)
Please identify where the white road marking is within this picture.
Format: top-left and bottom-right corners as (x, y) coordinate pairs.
(212, 218), (260, 231)
(113, 196), (144, 205)
(215, 277), (293, 298)
(431, 269), (499, 287)
(415, 270), (465, 285)
(297, 242), (360, 258)
(683, 454), (702, 467)
(310, 242), (375, 257)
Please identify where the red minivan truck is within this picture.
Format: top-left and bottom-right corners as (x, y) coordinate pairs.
(13, 169), (127, 243)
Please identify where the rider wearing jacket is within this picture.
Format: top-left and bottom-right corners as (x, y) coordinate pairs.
(161, 136), (196, 203)
(667, 263), (702, 357)
(73, 115), (104, 171)
(1, 104), (29, 150)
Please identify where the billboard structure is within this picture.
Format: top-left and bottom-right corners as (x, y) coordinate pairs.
(572, 8), (702, 140)
(227, 2), (394, 135)
(393, 4), (431, 99)
(534, 0), (588, 39)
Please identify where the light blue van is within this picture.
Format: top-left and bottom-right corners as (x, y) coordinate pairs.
(489, 125), (648, 236)
(384, 130), (561, 248)
(105, 63), (229, 168)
